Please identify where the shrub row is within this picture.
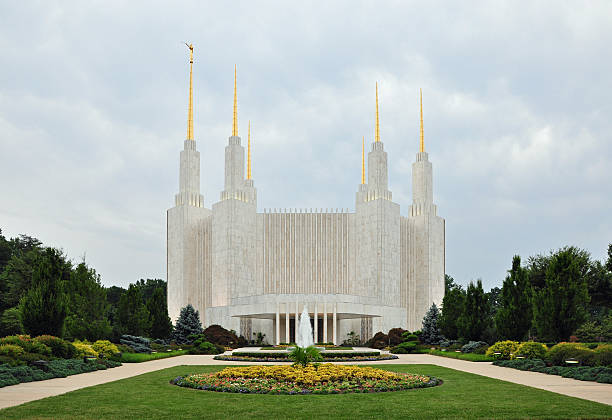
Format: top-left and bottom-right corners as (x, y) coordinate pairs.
(485, 341), (611, 366)
(231, 351), (380, 359)
(214, 354), (397, 362)
(493, 359), (612, 383)
(0, 358), (121, 388)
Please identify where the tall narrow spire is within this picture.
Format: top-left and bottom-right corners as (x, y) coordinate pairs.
(419, 88), (424, 153)
(186, 43), (194, 140)
(361, 136), (365, 184)
(375, 82), (380, 142)
(247, 120), (252, 180)
(232, 65), (238, 136)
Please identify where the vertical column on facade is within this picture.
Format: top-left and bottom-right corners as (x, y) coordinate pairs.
(285, 302), (289, 344)
(275, 302), (280, 345)
(323, 302), (328, 343)
(333, 302), (337, 345)
(295, 299), (299, 343)
(314, 301), (318, 344)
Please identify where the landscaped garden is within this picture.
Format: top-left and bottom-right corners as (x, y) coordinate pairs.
(172, 364), (439, 394)
(1, 364), (611, 419)
(214, 350), (397, 362)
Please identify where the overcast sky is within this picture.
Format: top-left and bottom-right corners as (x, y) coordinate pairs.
(0, 1), (610, 290)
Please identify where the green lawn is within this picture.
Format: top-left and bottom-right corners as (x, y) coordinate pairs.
(119, 350), (189, 363)
(1, 364), (611, 419)
(429, 349), (494, 362)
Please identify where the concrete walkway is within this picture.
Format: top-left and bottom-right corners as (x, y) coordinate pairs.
(1, 353), (611, 410)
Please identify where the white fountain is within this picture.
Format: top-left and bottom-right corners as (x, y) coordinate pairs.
(296, 307), (315, 348)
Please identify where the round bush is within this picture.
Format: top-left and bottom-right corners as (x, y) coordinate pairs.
(516, 342), (547, 359)
(91, 340), (119, 358)
(34, 335), (77, 359)
(594, 344), (612, 367)
(546, 343), (592, 366)
(485, 341), (520, 360)
(72, 340), (98, 357)
(0, 344), (25, 359)
(391, 341), (417, 354)
(461, 341), (489, 354)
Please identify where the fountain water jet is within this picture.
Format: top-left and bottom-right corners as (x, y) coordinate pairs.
(296, 307), (314, 348)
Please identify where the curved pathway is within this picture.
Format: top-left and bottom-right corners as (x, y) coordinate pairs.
(1, 353), (610, 409)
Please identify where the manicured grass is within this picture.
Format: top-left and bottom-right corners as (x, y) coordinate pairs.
(429, 349), (494, 362)
(120, 350), (188, 363)
(2, 364), (611, 419)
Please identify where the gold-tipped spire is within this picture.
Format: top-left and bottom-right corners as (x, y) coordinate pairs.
(232, 65), (238, 136)
(247, 120), (252, 180)
(186, 43), (194, 140)
(419, 88), (425, 152)
(375, 82), (380, 142)
(361, 136), (365, 184)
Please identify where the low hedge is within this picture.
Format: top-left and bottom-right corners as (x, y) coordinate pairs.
(214, 354), (397, 362)
(0, 358), (121, 388)
(231, 351), (380, 359)
(493, 359), (612, 383)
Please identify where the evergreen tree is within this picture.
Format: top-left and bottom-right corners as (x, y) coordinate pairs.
(0, 307), (23, 336)
(173, 304), (203, 344)
(19, 248), (69, 337)
(495, 255), (532, 340)
(148, 287), (173, 339)
(65, 261), (112, 341)
(117, 284), (151, 336)
(458, 280), (490, 341)
(533, 247), (590, 341)
(420, 303), (442, 344)
(438, 281), (466, 340)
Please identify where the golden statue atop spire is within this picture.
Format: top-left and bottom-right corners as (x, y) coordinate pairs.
(247, 120), (252, 180)
(361, 136), (365, 184)
(232, 65), (238, 136)
(419, 88), (424, 153)
(186, 43), (194, 140)
(375, 82), (380, 142)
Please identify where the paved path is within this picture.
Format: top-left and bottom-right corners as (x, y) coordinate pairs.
(1, 354), (611, 410)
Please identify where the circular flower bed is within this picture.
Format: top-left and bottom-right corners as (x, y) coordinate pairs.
(171, 364), (440, 394)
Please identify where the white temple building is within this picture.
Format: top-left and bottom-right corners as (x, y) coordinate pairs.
(167, 47), (445, 345)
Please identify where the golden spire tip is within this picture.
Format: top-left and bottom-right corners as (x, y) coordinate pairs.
(232, 65), (238, 136)
(375, 82), (380, 143)
(186, 43), (194, 140)
(419, 88), (424, 153)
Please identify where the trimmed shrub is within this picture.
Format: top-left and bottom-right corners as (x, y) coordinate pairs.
(387, 328), (407, 346)
(0, 335), (51, 356)
(189, 335), (224, 355)
(546, 342), (591, 366)
(202, 325), (240, 347)
(34, 335), (77, 359)
(366, 332), (389, 349)
(119, 335), (151, 353)
(516, 342), (547, 359)
(391, 341), (417, 354)
(402, 333), (419, 342)
(91, 340), (119, 358)
(461, 341), (489, 354)
(593, 344), (612, 367)
(486, 340), (520, 360)
(72, 340), (98, 357)
(0, 344), (25, 359)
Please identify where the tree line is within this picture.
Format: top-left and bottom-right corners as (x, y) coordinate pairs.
(0, 229), (173, 341)
(438, 245), (612, 344)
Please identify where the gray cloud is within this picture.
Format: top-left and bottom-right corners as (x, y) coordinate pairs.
(1, 1), (610, 290)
